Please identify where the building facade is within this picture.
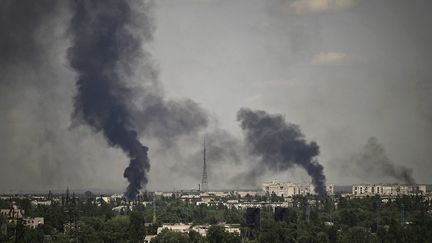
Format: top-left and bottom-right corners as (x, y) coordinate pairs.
(23, 217), (44, 229)
(157, 223), (240, 237)
(262, 181), (334, 197)
(352, 183), (427, 197)
(0, 205), (24, 222)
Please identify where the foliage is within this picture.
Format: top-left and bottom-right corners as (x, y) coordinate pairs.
(1, 194), (432, 242)
(207, 225), (241, 243)
(151, 228), (190, 243)
(129, 211), (146, 242)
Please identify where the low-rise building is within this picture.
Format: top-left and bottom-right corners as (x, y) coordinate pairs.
(209, 191), (231, 198)
(112, 205), (130, 214)
(0, 205), (24, 222)
(223, 224), (241, 235)
(31, 200), (52, 206)
(110, 194), (124, 200)
(144, 235), (157, 243)
(96, 196), (111, 204)
(235, 191), (261, 198)
(180, 194), (201, 203)
(154, 192), (175, 199)
(199, 193), (215, 204)
(23, 217), (44, 229)
(157, 223), (190, 234)
(157, 223), (240, 237)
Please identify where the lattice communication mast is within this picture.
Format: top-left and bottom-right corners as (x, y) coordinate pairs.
(201, 138), (208, 192)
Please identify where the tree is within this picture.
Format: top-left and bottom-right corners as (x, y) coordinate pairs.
(15, 220), (25, 243)
(259, 220), (296, 243)
(0, 215), (7, 240)
(101, 216), (130, 243)
(78, 223), (101, 243)
(316, 231), (329, 243)
(50, 232), (70, 243)
(129, 211), (146, 242)
(151, 229), (189, 243)
(207, 225), (240, 243)
(22, 227), (44, 243)
(18, 199), (32, 216)
(189, 230), (206, 243)
(339, 226), (377, 243)
(207, 225), (225, 243)
(270, 192), (283, 203)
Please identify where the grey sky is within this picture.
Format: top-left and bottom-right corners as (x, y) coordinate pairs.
(1, 0), (431, 193)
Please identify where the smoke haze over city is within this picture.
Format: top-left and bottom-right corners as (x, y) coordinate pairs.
(1, 0), (432, 193)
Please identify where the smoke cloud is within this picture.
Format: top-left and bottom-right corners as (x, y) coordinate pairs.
(164, 128), (250, 190)
(348, 137), (415, 184)
(133, 95), (208, 146)
(67, 0), (210, 198)
(67, 0), (153, 200)
(2, 0), (430, 193)
(237, 108), (326, 195)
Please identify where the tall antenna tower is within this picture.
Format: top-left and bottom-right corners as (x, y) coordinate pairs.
(201, 138), (208, 192)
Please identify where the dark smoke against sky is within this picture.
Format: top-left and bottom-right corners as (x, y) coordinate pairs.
(237, 108), (326, 195)
(1, 0), (432, 192)
(152, 0), (432, 188)
(68, 0), (152, 200)
(344, 137), (415, 184)
(67, 0), (211, 198)
(0, 0), (211, 194)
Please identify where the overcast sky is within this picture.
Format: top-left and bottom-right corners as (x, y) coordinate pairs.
(1, 0), (431, 193)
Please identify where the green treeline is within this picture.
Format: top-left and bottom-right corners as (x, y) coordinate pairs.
(0, 194), (431, 242)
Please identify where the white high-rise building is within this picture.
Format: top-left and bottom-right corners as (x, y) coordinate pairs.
(352, 183), (426, 197)
(262, 181), (334, 197)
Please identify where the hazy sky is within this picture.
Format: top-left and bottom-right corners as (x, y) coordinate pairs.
(1, 0), (431, 193)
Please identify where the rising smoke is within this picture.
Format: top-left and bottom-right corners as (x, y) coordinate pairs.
(133, 95), (208, 146)
(237, 108), (326, 195)
(67, 0), (210, 199)
(0, 0), (328, 194)
(67, 0), (152, 200)
(0, 0), (90, 191)
(2, 0), (430, 194)
(349, 137), (415, 184)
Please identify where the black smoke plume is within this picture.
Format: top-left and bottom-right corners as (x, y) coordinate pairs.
(67, 0), (151, 200)
(67, 0), (210, 198)
(237, 108), (326, 195)
(350, 137), (415, 184)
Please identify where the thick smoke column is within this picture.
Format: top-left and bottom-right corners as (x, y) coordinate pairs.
(68, 0), (151, 200)
(350, 137), (415, 184)
(237, 108), (326, 195)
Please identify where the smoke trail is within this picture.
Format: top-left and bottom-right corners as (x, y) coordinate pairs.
(350, 137), (415, 184)
(237, 108), (326, 195)
(67, 0), (151, 200)
(133, 94), (209, 146)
